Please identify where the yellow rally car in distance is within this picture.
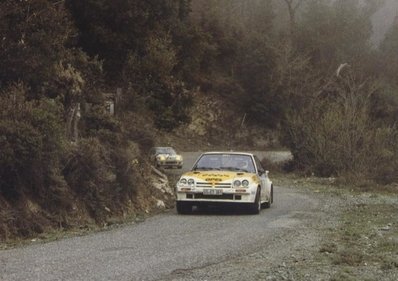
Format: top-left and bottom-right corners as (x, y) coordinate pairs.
(176, 152), (273, 214)
(150, 147), (183, 169)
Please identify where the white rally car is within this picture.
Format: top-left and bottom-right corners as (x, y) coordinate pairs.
(176, 152), (273, 214)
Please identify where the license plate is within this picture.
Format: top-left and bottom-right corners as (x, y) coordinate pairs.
(203, 189), (223, 195)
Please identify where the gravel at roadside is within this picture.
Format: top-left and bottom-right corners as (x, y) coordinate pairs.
(160, 176), (398, 281)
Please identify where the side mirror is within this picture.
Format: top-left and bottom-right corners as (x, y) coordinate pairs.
(265, 170), (269, 177)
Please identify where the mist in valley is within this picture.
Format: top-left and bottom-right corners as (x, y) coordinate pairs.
(371, 0), (398, 44)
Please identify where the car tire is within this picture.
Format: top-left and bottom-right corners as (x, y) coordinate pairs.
(263, 185), (273, 209)
(271, 184), (273, 204)
(249, 189), (261, 214)
(176, 201), (192, 214)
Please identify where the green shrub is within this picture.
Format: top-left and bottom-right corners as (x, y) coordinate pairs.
(0, 84), (76, 237)
(282, 75), (398, 184)
(120, 112), (155, 154)
(62, 138), (114, 221)
(0, 120), (43, 199)
(369, 127), (398, 184)
(62, 135), (148, 222)
(0, 84), (66, 199)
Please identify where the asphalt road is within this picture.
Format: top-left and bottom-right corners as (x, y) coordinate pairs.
(0, 151), (318, 281)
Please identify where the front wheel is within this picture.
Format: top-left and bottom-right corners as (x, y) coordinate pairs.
(248, 189), (261, 214)
(176, 201), (192, 214)
(263, 185), (273, 209)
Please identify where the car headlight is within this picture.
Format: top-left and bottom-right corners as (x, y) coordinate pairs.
(242, 180), (249, 187)
(158, 155), (166, 161)
(180, 178), (187, 185)
(233, 180), (241, 187)
(188, 179), (195, 186)
(176, 155), (182, 161)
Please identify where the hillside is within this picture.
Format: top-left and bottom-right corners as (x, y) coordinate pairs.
(1, 0), (398, 241)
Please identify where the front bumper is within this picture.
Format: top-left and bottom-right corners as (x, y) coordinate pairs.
(156, 161), (183, 168)
(176, 188), (256, 204)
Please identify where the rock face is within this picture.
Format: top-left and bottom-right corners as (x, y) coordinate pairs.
(151, 166), (174, 196)
(176, 93), (278, 149)
(149, 166), (175, 211)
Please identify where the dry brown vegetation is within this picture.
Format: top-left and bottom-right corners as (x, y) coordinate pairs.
(1, 0), (398, 242)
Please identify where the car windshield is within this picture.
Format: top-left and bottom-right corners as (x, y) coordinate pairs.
(156, 147), (176, 155)
(193, 154), (255, 173)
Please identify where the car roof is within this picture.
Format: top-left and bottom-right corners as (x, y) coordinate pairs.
(200, 151), (254, 157)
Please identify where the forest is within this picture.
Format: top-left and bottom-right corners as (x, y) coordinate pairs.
(1, 0), (398, 239)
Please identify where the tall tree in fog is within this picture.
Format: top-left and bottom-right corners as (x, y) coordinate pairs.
(66, 0), (186, 82)
(66, 0), (194, 130)
(190, 0), (278, 127)
(296, 0), (374, 70)
(0, 0), (75, 93)
(189, 0), (273, 83)
(372, 15), (398, 126)
(282, 0), (306, 36)
(0, 0), (101, 139)
(380, 16), (398, 82)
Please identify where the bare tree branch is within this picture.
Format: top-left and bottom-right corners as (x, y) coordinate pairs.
(282, 0), (306, 36)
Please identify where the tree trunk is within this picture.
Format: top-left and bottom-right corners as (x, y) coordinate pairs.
(66, 103), (80, 143)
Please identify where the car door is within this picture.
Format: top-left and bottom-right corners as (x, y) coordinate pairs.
(254, 155), (269, 202)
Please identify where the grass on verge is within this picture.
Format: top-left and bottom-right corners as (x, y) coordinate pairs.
(320, 200), (398, 280)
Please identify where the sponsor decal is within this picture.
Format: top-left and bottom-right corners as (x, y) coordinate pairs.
(201, 174), (230, 178)
(205, 178), (222, 182)
(184, 171), (236, 181)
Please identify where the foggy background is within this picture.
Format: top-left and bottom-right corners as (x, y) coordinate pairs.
(371, 0), (398, 44)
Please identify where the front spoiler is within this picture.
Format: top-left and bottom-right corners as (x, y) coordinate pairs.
(176, 190), (255, 204)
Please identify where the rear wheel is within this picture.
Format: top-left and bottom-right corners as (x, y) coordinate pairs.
(271, 184), (274, 203)
(176, 201), (192, 214)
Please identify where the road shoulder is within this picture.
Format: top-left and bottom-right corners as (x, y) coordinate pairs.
(161, 175), (398, 281)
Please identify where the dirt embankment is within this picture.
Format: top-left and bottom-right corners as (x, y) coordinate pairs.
(155, 93), (280, 152)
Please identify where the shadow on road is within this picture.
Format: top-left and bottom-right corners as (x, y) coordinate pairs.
(175, 204), (263, 216)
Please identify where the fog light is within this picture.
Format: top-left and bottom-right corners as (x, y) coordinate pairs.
(188, 179), (195, 186)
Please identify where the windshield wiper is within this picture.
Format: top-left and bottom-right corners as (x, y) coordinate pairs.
(221, 167), (249, 172)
